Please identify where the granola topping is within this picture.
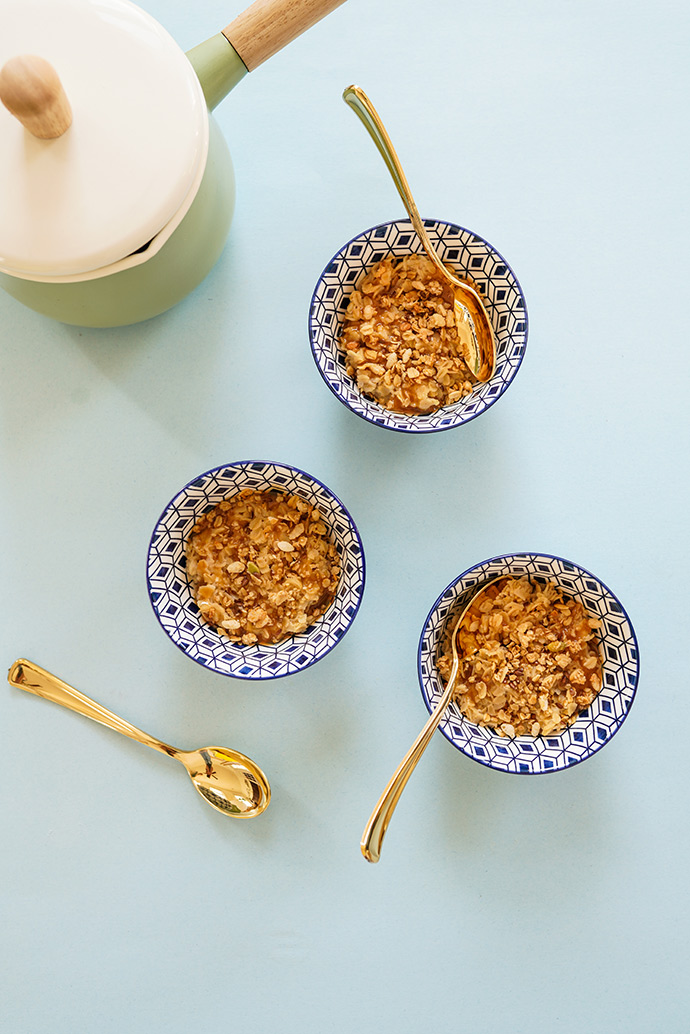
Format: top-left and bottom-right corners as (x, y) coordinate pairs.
(339, 254), (477, 413)
(186, 489), (340, 646)
(437, 576), (603, 737)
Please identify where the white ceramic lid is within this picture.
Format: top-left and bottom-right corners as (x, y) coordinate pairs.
(0, 0), (209, 278)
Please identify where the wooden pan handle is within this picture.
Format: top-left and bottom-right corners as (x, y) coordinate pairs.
(0, 55), (72, 139)
(223, 0), (346, 72)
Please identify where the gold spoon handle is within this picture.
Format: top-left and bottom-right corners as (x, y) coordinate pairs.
(361, 652), (461, 864)
(343, 84), (463, 289)
(8, 659), (176, 758)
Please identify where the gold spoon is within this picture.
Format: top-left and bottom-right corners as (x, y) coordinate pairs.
(361, 577), (505, 862)
(343, 84), (496, 383)
(8, 659), (271, 818)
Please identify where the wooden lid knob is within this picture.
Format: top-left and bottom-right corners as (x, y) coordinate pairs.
(0, 55), (73, 139)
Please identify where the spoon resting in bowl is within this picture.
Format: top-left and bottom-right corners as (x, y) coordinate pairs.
(343, 84), (496, 384)
(360, 577), (505, 862)
(8, 659), (270, 818)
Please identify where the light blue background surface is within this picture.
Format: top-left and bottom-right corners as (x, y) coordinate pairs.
(2, 0), (688, 1031)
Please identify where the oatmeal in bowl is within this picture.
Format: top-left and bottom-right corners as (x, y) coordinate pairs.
(340, 253), (477, 414)
(185, 488), (340, 647)
(309, 219), (527, 433)
(147, 462), (365, 679)
(418, 554), (639, 774)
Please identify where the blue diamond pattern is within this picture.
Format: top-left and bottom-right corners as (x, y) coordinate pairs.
(147, 462), (366, 680)
(309, 219), (528, 434)
(417, 553), (639, 774)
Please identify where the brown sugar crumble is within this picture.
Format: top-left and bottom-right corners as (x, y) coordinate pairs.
(339, 253), (478, 413)
(186, 489), (340, 646)
(437, 576), (603, 737)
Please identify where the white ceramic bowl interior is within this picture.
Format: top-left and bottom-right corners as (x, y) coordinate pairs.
(147, 461), (365, 679)
(309, 218), (528, 433)
(418, 553), (639, 773)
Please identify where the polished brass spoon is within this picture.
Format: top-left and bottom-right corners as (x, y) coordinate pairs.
(8, 659), (271, 818)
(343, 84), (496, 383)
(361, 577), (505, 862)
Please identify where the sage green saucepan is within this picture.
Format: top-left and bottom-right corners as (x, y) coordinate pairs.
(0, 0), (345, 327)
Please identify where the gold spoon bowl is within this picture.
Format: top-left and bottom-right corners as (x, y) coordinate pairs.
(8, 659), (271, 818)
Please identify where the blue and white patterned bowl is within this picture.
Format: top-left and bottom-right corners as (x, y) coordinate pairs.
(418, 553), (639, 774)
(309, 218), (528, 433)
(147, 461), (365, 680)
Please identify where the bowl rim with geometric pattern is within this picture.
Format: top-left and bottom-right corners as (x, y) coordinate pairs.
(308, 217), (528, 434)
(146, 460), (366, 680)
(417, 552), (639, 774)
